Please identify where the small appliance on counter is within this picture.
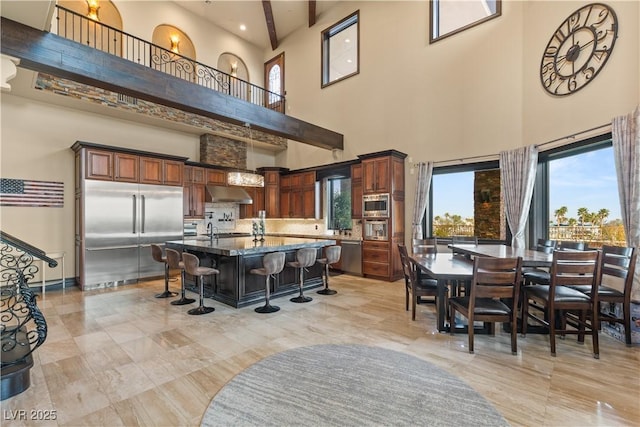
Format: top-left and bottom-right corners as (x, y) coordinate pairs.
(184, 222), (198, 237)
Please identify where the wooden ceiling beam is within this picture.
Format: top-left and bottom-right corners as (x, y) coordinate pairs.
(308, 1), (317, 27)
(0, 17), (343, 151)
(262, 0), (278, 51)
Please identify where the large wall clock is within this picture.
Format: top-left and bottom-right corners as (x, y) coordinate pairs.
(540, 3), (618, 96)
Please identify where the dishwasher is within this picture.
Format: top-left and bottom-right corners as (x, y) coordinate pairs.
(340, 240), (362, 276)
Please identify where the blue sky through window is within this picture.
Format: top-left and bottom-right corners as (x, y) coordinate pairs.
(432, 146), (621, 222)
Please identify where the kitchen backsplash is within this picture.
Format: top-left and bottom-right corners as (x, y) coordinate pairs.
(185, 203), (362, 239)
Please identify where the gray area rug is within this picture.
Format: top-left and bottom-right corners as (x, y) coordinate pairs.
(201, 344), (508, 427)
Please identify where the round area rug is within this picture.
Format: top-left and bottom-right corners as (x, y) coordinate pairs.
(201, 344), (508, 427)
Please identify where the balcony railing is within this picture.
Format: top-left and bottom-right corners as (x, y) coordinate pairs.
(53, 5), (285, 113)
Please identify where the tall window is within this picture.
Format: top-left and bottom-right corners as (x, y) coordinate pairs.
(327, 178), (352, 231)
(430, 0), (501, 43)
(536, 136), (625, 248)
(430, 162), (505, 241)
(321, 11), (359, 88)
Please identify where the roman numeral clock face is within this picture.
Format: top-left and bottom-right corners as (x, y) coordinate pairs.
(540, 3), (618, 96)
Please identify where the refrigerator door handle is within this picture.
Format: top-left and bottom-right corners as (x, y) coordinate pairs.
(141, 194), (146, 234)
(87, 245), (139, 251)
(132, 194), (137, 234)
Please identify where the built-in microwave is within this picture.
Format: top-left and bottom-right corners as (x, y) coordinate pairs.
(362, 193), (389, 218)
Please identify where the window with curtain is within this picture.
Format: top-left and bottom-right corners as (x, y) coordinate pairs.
(429, 161), (506, 241)
(532, 135), (626, 248)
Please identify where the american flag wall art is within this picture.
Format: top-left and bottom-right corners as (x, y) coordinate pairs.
(0, 178), (64, 207)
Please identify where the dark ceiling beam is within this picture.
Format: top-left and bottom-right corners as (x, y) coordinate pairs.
(0, 17), (343, 151)
(308, 1), (317, 27)
(262, 0), (278, 51)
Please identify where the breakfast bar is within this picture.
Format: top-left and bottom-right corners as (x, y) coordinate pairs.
(165, 236), (336, 308)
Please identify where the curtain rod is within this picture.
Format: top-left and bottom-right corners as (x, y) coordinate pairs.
(534, 123), (610, 149)
(422, 122), (611, 167)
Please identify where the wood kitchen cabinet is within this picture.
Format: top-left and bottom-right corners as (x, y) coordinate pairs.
(80, 145), (184, 186)
(362, 240), (390, 278)
(362, 157), (390, 194)
(263, 169), (280, 218)
(358, 150), (406, 282)
(206, 169), (227, 186)
(184, 165), (206, 219)
(351, 163), (363, 218)
(239, 186), (265, 219)
(279, 171), (316, 218)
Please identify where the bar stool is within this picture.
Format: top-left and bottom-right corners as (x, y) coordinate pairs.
(165, 248), (195, 306)
(151, 244), (177, 299)
(316, 245), (341, 295)
(250, 252), (286, 313)
(181, 252), (218, 315)
(287, 248), (317, 303)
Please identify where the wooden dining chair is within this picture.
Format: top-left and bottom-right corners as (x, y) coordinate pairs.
(450, 235), (478, 297)
(412, 238), (438, 255)
(522, 239), (557, 286)
(568, 245), (637, 346)
(521, 250), (601, 358)
(449, 256), (522, 355)
(398, 244), (440, 321)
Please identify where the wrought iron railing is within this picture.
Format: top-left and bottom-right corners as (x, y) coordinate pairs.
(1, 232), (52, 370)
(53, 5), (286, 113)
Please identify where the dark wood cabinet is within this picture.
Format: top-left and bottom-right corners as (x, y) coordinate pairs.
(279, 171), (316, 218)
(83, 146), (184, 186)
(86, 149), (113, 180)
(114, 153), (139, 182)
(239, 186), (265, 219)
(206, 169), (226, 185)
(351, 164), (363, 218)
(362, 157), (390, 194)
(184, 166), (206, 219)
(263, 170), (280, 218)
(358, 150), (406, 282)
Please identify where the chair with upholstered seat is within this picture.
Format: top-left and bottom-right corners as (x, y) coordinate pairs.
(316, 245), (341, 295)
(398, 244), (442, 321)
(523, 240), (584, 287)
(181, 252), (218, 315)
(522, 249), (601, 358)
(251, 251), (286, 313)
(449, 256), (523, 355)
(165, 248), (195, 306)
(150, 244), (177, 299)
(450, 236), (478, 297)
(287, 248), (317, 303)
(568, 245), (637, 346)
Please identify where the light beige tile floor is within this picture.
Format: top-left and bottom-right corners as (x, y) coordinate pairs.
(3, 274), (639, 426)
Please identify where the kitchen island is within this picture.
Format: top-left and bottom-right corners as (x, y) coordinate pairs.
(165, 236), (336, 308)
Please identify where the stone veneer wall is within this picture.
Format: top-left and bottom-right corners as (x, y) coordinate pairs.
(34, 73), (288, 152)
(200, 134), (246, 169)
(474, 170), (505, 240)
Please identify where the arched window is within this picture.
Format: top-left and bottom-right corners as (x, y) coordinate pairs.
(264, 53), (284, 112)
(268, 64), (281, 104)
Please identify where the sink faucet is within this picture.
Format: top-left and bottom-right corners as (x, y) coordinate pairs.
(207, 223), (218, 239)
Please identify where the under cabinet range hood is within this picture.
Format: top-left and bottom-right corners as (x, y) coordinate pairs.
(205, 185), (253, 204)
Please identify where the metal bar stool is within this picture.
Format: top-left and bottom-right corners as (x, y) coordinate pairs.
(165, 248), (195, 306)
(317, 245), (341, 295)
(151, 244), (177, 299)
(251, 251), (286, 313)
(181, 252), (218, 315)
(287, 247), (317, 303)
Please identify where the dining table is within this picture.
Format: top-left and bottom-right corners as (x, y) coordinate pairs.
(411, 244), (554, 332)
(410, 253), (474, 332)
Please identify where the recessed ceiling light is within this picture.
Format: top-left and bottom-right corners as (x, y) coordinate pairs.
(347, 59), (352, 63)
(345, 38), (351, 43)
(240, 24), (247, 31)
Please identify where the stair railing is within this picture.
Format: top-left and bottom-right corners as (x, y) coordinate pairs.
(0, 231), (55, 369)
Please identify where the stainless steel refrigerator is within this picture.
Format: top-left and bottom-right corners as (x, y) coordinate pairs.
(81, 180), (183, 289)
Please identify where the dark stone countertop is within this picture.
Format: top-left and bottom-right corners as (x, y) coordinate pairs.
(166, 236), (337, 256)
